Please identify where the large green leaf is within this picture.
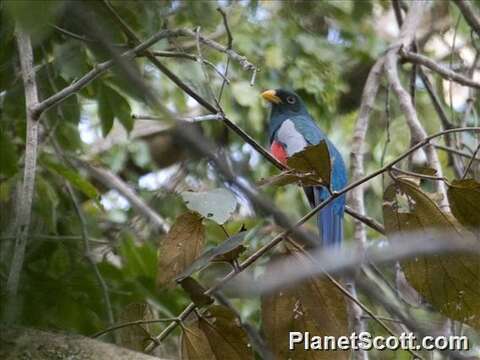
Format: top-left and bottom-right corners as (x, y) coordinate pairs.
(383, 178), (480, 329)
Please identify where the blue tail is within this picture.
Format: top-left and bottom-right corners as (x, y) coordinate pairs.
(314, 187), (345, 247)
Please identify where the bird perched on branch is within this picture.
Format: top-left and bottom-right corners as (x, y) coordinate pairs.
(262, 89), (347, 247)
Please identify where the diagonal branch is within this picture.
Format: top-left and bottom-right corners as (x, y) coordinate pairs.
(5, 26), (41, 321)
(453, 0), (480, 38)
(400, 48), (480, 89)
(77, 161), (170, 233)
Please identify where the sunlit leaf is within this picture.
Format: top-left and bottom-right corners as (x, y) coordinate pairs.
(383, 178), (480, 329)
(181, 188), (237, 225)
(157, 212), (205, 288)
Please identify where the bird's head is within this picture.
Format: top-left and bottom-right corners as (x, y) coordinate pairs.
(261, 89), (309, 141)
(261, 88), (307, 116)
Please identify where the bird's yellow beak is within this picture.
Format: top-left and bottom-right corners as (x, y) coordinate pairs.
(261, 89), (282, 104)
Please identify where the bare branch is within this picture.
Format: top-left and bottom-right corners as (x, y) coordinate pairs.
(78, 162), (170, 233)
(6, 26), (41, 321)
(453, 0), (480, 38)
(401, 48), (480, 89)
(32, 28), (185, 117)
(384, 1), (449, 209)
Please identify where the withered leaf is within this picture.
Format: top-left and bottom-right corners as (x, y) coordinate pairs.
(181, 188), (237, 225)
(181, 305), (253, 360)
(181, 321), (216, 360)
(261, 253), (349, 359)
(199, 305), (254, 360)
(383, 178), (480, 330)
(179, 277), (214, 307)
(118, 302), (154, 352)
(157, 212), (204, 288)
(447, 179), (480, 232)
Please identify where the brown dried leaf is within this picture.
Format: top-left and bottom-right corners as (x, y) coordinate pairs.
(118, 302), (154, 352)
(179, 277), (214, 307)
(181, 321), (216, 360)
(199, 305), (254, 360)
(157, 212), (204, 288)
(181, 305), (253, 360)
(261, 253), (348, 359)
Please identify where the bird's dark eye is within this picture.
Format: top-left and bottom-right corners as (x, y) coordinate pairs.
(286, 96), (296, 104)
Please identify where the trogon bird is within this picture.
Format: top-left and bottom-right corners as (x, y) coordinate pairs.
(262, 89), (348, 248)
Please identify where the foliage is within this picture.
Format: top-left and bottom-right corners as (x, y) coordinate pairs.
(1, 0), (480, 359)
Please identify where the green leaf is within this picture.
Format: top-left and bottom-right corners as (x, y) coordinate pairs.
(98, 84), (133, 136)
(0, 130), (18, 177)
(43, 160), (99, 199)
(287, 141), (331, 186)
(447, 179), (480, 232)
(157, 212), (205, 288)
(383, 179), (480, 330)
(261, 252), (348, 359)
(181, 188), (237, 225)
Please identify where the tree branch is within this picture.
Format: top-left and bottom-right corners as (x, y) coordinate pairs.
(400, 48), (480, 89)
(78, 161), (170, 233)
(384, 1), (449, 209)
(453, 0), (480, 38)
(5, 26), (41, 322)
(0, 326), (163, 360)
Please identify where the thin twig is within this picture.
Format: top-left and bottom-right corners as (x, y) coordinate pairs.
(92, 318), (179, 338)
(6, 26), (41, 322)
(64, 180), (116, 332)
(434, 143), (480, 160)
(462, 142), (480, 179)
(77, 161), (170, 233)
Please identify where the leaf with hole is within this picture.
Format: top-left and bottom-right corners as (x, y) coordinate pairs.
(383, 178), (480, 330)
(261, 251), (348, 359)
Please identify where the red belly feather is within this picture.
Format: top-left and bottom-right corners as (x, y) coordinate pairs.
(271, 140), (288, 165)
